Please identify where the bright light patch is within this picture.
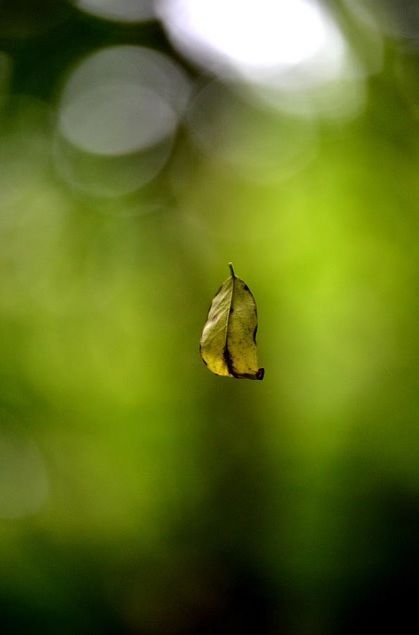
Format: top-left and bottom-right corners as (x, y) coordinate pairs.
(157, 0), (345, 82)
(178, 0), (326, 68)
(158, 0), (366, 120)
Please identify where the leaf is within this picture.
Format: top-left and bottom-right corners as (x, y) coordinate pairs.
(200, 263), (264, 380)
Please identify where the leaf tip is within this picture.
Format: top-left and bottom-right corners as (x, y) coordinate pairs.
(228, 262), (235, 278)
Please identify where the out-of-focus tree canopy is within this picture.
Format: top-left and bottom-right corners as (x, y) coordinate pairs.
(1, 1), (419, 633)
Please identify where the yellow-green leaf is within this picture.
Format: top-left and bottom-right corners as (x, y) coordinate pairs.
(200, 263), (264, 380)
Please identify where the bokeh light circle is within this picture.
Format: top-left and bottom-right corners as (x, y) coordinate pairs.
(56, 45), (192, 195)
(58, 45), (191, 157)
(186, 81), (318, 182)
(157, 0), (346, 84)
(59, 83), (177, 156)
(157, 0), (368, 121)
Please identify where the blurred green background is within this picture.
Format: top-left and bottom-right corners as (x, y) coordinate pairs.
(1, 1), (419, 633)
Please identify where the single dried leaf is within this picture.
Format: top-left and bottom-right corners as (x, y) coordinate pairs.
(200, 263), (264, 380)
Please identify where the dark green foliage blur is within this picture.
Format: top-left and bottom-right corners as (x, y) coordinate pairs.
(1, 1), (419, 633)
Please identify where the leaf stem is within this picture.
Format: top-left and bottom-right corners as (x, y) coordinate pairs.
(228, 262), (235, 278)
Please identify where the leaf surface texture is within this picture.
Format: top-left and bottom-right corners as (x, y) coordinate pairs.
(200, 265), (264, 380)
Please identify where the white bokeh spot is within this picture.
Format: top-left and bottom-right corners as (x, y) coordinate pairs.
(158, 0), (346, 83)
